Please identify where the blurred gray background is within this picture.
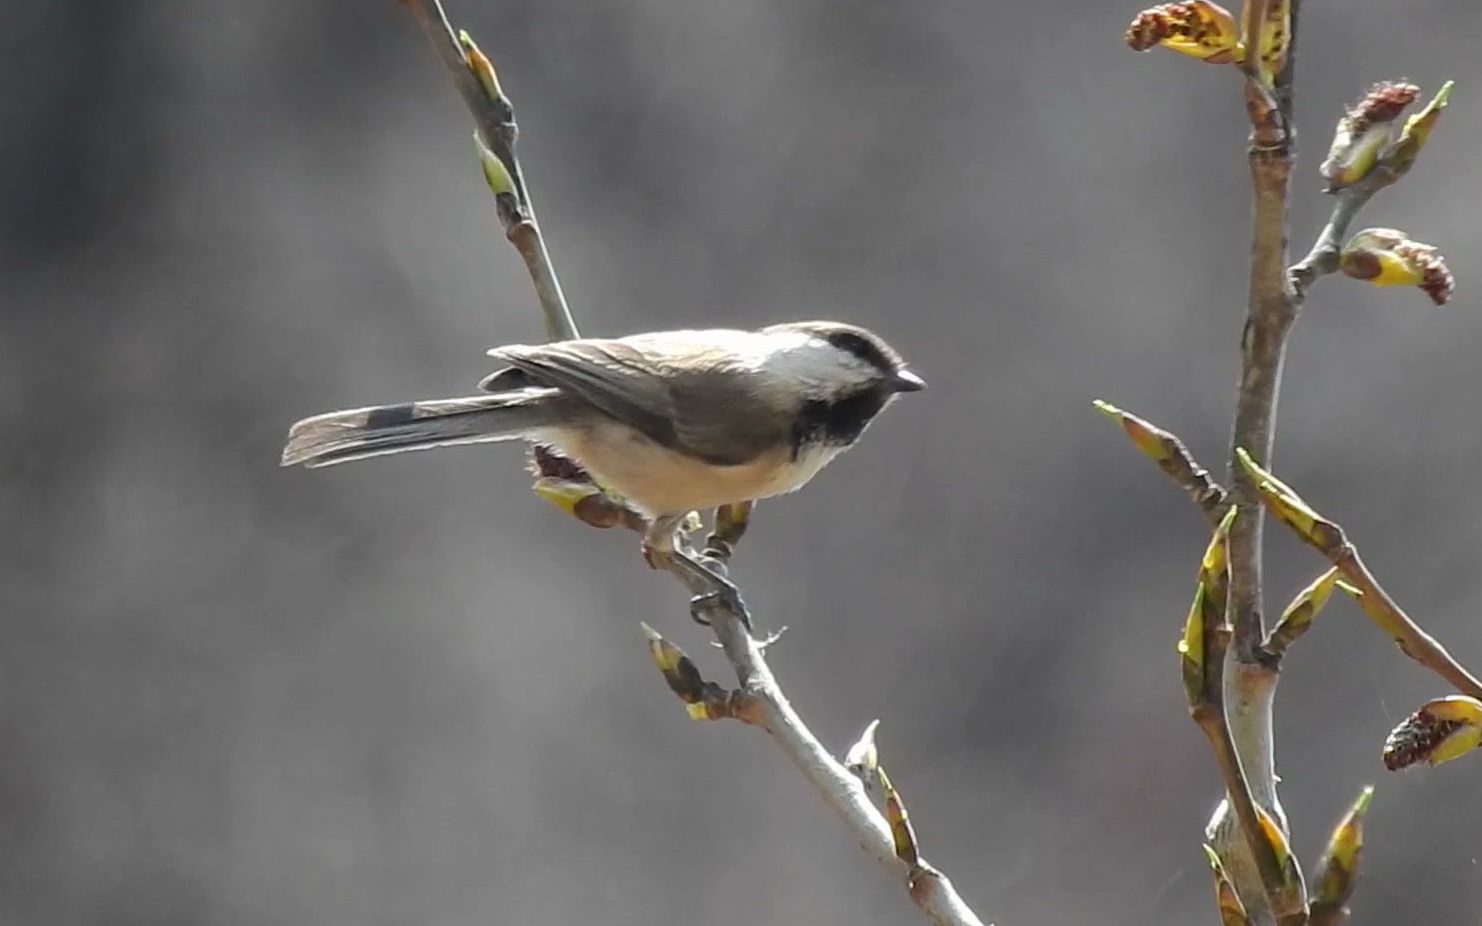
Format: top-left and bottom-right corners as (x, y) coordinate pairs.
(5, 1), (1482, 923)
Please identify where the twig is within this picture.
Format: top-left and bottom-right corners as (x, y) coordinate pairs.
(1182, 513), (1303, 921)
(1288, 180), (1381, 300)
(1093, 400), (1231, 526)
(656, 545), (986, 926)
(1237, 449), (1482, 700)
(1219, 6), (1304, 922)
(400, 0), (579, 341)
(399, 4), (988, 923)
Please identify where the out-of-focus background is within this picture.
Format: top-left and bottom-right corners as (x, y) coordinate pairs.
(5, 1), (1482, 923)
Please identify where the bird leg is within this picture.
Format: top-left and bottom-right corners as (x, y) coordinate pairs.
(642, 513), (754, 631)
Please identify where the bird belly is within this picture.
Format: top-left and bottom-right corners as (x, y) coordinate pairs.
(548, 426), (841, 515)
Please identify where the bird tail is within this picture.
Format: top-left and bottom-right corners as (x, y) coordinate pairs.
(281, 388), (561, 468)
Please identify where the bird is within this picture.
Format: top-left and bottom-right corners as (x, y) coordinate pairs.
(281, 320), (925, 627)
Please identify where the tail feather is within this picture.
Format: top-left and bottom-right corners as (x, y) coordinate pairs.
(281, 388), (560, 468)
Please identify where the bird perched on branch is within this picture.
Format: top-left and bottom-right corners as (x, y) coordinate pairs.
(281, 320), (925, 627)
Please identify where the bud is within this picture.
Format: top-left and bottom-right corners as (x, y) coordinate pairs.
(1383, 695), (1482, 770)
(1202, 844), (1252, 926)
(1178, 582), (1209, 704)
(1179, 507), (1237, 706)
(877, 766), (921, 868)
(1263, 567), (1358, 656)
(1246, 0), (1291, 89)
(844, 718), (882, 783)
(1092, 399), (1173, 463)
(457, 30), (507, 105)
(1254, 803), (1308, 907)
(1319, 82), (1420, 189)
(1124, 1), (1242, 64)
(1309, 785), (1374, 924)
(1380, 81), (1454, 181)
(640, 623), (761, 722)
(474, 132), (515, 196)
(1339, 228), (1455, 306)
(1235, 448), (1345, 552)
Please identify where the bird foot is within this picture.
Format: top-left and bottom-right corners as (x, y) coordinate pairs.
(688, 578), (752, 631)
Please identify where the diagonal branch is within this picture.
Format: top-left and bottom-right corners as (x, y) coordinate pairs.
(1288, 179), (1382, 300)
(400, 0), (578, 341)
(1237, 449), (1482, 700)
(399, 4), (988, 924)
(1093, 400), (1231, 526)
(659, 551), (986, 926)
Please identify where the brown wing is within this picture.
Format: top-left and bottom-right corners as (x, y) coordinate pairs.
(484, 331), (786, 466)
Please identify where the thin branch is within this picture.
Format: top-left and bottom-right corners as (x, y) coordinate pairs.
(400, 0), (579, 341)
(1288, 180), (1381, 300)
(1219, 6), (1305, 924)
(1183, 515), (1302, 920)
(658, 545), (986, 926)
(1237, 449), (1482, 700)
(399, 4), (989, 923)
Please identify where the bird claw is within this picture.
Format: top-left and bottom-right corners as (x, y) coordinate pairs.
(689, 582), (752, 631)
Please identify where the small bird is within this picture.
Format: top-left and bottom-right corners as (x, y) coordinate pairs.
(281, 320), (925, 624)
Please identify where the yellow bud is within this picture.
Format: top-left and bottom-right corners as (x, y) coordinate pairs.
(457, 30), (507, 104)
(474, 133), (515, 196)
(1383, 696), (1482, 769)
(1382, 80), (1453, 179)
(1202, 845), (1252, 926)
(1124, 1), (1244, 64)
(1235, 448), (1343, 550)
(1311, 785), (1373, 921)
(1254, 803), (1308, 903)
(1340, 228), (1455, 306)
(1248, 0), (1291, 88)
(878, 766), (921, 868)
(1179, 583), (1208, 704)
(1092, 399), (1172, 463)
(1319, 82), (1419, 189)
(1264, 566), (1344, 654)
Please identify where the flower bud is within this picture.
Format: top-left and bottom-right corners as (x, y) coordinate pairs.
(1310, 785), (1374, 924)
(1319, 82), (1419, 189)
(1339, 228), (1455, 306)
(1125, 1), (1242, 64)
(1202, 844), (1252, 926)
(1380, 81), (1453, 181)
(1383, 695), (1482, 770)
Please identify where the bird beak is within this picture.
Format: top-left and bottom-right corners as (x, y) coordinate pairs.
(890, 369), (927, 393)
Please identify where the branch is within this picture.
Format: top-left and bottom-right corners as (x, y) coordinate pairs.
(1287, 180), (1380, 300)
(1291, 79), (1455, 304)
(1181, 512), (1306, 921)
(1237, 450), (1482, 700)
(399, 5), (988, 924)
(400, 0), (578, 341)
(1093, 400), (1231, 527)
(644, 545), (985, 926)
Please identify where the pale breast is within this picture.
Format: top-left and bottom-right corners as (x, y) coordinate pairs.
(548, 422), (844, 515)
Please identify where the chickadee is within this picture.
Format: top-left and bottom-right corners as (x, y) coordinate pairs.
(281, 320), (924, 624)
